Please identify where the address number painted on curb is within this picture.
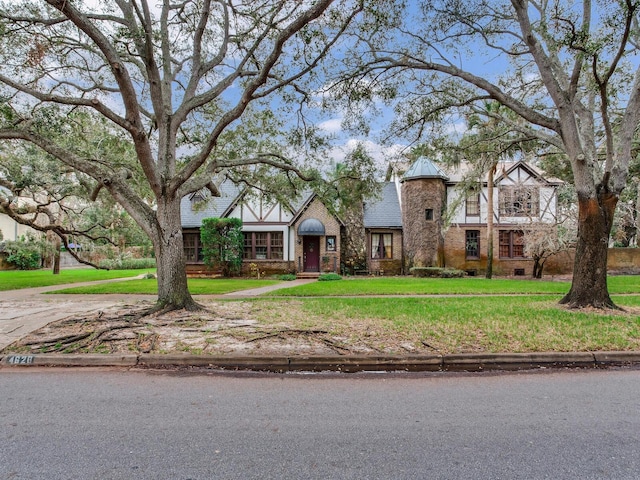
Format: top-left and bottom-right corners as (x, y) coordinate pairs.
(7, 355), (35, 365)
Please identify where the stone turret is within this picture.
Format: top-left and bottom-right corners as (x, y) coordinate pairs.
(401, 157), (448, 269)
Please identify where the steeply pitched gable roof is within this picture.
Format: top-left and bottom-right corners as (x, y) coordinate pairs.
(363, 182), (402, 228)
(180, 181), (321, 228)
(180, 181), (242, 228)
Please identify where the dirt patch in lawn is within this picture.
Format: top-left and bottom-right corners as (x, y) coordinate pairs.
(2, 299), (425, 356)
(4, 298), (640, 357)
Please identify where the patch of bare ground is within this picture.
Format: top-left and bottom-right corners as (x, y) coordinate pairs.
(4, 300), (427, 356)
(5, 299), (640, 357)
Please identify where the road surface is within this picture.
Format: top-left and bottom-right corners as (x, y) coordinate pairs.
(1, 368), (639, 479)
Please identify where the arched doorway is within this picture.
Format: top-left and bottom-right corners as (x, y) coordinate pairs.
(297, 218), (325, 273)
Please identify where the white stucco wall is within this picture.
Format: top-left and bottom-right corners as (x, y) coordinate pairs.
(0, 214), (38, 241)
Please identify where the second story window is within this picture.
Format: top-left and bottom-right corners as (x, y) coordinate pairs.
(465, 193), (480, 216)
(425, 209), (434, 221)
(499, 186), (539, 217)
(190, 193), (206, 211)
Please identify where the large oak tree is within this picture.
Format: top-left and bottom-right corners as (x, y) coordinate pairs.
(0, 0), (362, 310)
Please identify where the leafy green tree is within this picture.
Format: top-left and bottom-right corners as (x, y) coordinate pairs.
(3, 233), (44, 270)
(0, 119), (149, 272)
(317, 143), (380, 274)
(0, 0), (363, 311)
(200, 218), (243, 277)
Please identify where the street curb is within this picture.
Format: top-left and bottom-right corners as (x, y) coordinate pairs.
(0, 354), (138, 367)
(2, 351), (640, 372)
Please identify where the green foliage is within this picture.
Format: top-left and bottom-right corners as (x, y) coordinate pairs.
(3, 236), (42, 270)
(440, 268), (465, 278)
(200, 218), (244, 277)
(278, 274), (297, 281)
(318, 272), (342, 281)
(410, 267), (441, 277)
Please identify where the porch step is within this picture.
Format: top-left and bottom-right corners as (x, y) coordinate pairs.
(296, 272), (321, 279)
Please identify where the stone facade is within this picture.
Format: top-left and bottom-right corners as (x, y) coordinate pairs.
(401, 178), (446, 269)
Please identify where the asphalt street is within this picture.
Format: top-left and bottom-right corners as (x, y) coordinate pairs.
(1, 368), (639, 479)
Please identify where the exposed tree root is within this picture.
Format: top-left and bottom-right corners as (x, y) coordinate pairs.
(559, 295), (623, 311)
(143, 300), (207, 317)
(245, 328), (329, 343)
(319, 337), (351, 354)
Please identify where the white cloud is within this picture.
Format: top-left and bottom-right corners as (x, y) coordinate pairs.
(326, 138), (407, 177)
(318, 118), (343, 134)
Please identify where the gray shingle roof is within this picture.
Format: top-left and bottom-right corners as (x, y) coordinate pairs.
(363, 182), (402, 228)
(180, 181), (242, 228)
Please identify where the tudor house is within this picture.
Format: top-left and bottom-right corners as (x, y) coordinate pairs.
(181, 157), (567, 277)
(362, 157), (567, 276)
(180, 181), (342, 276)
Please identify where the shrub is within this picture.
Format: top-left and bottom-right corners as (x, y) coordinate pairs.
(278, 274), (297, 281)
(3, 239), (42, 270)
(410, 267), (464, 278)
(318, 273), (342, 281)
(200, 217), (243, 277)
(440, 268), (465, 278)
(410, 267), (443, 277)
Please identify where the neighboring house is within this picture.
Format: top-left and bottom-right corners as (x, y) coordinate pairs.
(180, 181), (342, 276)
(0, 212), (38, 242)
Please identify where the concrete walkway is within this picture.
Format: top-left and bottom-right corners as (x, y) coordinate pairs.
(0, 277), (316, 351)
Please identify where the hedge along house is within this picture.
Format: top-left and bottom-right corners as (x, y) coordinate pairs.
(180, 180), (342, 277)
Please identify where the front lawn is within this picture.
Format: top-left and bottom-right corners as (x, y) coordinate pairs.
(267, 275), (640, 296)
(49, 278), (280, 295)
(0, 268), (153, 291)
(250, 295), (640, 353)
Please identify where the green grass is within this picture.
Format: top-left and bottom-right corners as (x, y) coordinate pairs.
(267, 275), (640, 296)
(50, 278), (280, 295)
(0, 268), (152, 291)
(249, 295), (640, 353)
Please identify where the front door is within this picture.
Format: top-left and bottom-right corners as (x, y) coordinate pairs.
(303, 237), (320, 272)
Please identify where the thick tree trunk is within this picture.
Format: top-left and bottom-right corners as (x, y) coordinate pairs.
(532, 257), (544, 279)
(152, 197), (199, 311)
(560, 193), (617, 308)
(47, 231), (61, 275)
(635, 181), (640, 247)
